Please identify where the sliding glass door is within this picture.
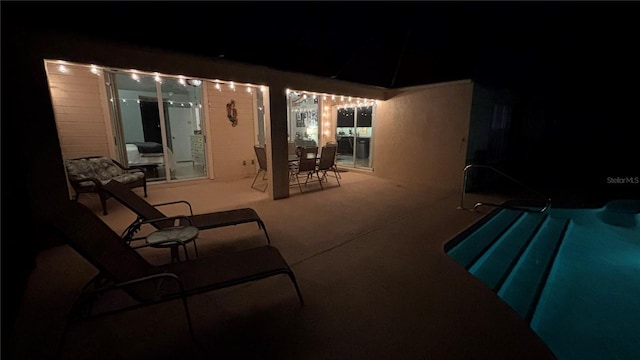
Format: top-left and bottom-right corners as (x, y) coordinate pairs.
(335, 105), (374, 169)
(107, 71), (207, 181)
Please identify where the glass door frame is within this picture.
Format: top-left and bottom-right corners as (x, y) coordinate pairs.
(334, 104), (375, 170)
(105, 69), (208, 182)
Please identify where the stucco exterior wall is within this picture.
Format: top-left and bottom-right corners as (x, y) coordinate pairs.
(205, 83), (258, 180)
(45, 62), (113, 160)
(373, 81), (474, 192)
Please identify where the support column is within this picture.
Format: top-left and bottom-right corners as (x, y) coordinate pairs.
(265, 82), (290, 200)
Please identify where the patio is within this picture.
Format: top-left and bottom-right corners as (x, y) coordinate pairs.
(9, 171), (555, 359)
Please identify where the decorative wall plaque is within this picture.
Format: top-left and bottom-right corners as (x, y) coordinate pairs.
(226, 99), (238, 127)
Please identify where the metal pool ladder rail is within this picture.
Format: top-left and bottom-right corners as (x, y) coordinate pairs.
(457, 164), (551, 213)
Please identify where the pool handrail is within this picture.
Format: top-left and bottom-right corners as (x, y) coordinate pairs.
(457, 164), (551, 213)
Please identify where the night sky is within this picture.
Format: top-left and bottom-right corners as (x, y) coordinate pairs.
(8, 1), (636, 90)
(4, 2), (638, 90)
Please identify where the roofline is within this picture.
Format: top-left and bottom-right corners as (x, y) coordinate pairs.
(26, 28), (471, 102)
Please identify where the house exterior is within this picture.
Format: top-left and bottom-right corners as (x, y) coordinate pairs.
(39, 32), (479, 205)
(4, 29), (496, 297)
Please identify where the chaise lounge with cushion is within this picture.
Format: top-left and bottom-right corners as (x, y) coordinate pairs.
(64, 155), (147, 215)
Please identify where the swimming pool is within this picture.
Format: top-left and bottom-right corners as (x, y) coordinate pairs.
(445, 200), (640, 360)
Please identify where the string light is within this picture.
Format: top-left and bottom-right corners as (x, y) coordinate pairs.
(288, 88), (376, 109)
(49, 60), (379, 116)
(116, 97), (197, 107)
(50, 60), (261, 94)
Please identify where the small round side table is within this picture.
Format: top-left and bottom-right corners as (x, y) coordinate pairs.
(146, 226), (199, 263)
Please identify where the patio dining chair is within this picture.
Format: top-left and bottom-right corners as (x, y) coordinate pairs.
(317, 145), (340, 186)
(289, 146), (323, 192)
(251, 145), (268, 192)
(324, 142), (342, 180)
(51, 201), (303, 346)
(101, 180), (272, 244)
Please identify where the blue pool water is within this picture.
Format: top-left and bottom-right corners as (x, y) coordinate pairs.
(445, 200), (640, 360)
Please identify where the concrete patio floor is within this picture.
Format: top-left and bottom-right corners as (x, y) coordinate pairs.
(9, 171), (556, 360)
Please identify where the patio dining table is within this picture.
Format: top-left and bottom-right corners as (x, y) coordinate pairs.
(288, 153), (320, 163)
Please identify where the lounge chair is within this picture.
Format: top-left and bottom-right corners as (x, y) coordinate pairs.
(101, 180), (272, 244)
(51, 201), (303, 344)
